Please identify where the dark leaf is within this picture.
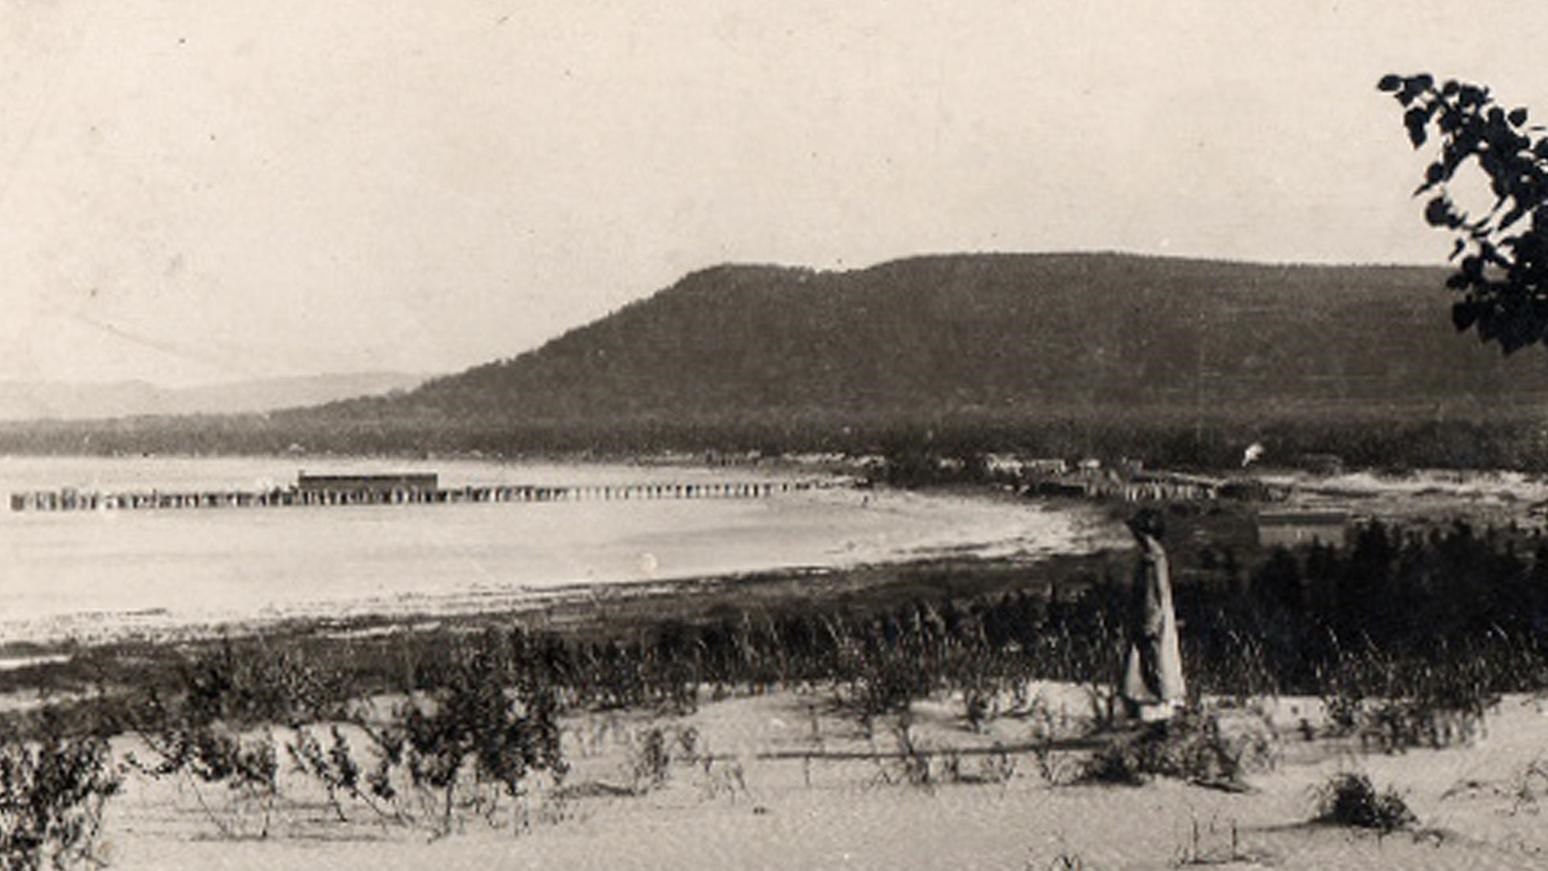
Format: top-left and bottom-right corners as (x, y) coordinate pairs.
(1452, 300), (1479, 331)
(1377, 74), (1403, 92)
(1449, 238), (1466, 261)
(1478, 312), (1497, 342)
(1510, 107), (1530, 126)
(1500, 323), (1529, 354)
(1406, 108), (1429, 147)
(1425, 197), (1451, 227)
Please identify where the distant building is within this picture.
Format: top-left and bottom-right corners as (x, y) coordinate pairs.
(1257, 510), (1349, 549)
(297, 473), (438, 494)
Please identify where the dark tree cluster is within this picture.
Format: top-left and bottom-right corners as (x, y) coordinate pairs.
(1183, 519), (1548, 697)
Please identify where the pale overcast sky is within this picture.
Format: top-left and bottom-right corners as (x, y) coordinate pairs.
(2, 0), (1544, 385)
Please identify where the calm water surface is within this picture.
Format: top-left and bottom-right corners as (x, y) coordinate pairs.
(0, 456), (1110, 642)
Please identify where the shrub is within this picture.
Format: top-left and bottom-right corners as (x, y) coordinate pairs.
(0, 711), (122, 870)
(286, 725), (402, 827)
(129, 648), (288, 839)
(833, 634), (936, 735)
(1313, 772), (1416, 834)
(130, 721), (280, 839)
(623, 723), (707, 795)
(629, 726), (673, 794)
(1317, 644), (1500, 752)
(170, 638), (351, 728)
(376, 640), (568, 837)
(1076, 710), (1274, 789)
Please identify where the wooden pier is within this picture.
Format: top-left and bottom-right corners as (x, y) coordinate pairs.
(9, 479), (829, 513)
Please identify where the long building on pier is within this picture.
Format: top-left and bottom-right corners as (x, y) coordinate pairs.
(297, 473), (438, 494)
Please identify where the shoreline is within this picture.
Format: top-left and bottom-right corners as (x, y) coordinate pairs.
(0, 546), (1132, 703)
(3, 454), (1121, 640)
(1, 463), (1127, 652)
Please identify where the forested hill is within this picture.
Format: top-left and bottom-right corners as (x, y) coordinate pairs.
(13, 252), (1548, 466)
(300, 253), (1540, 424)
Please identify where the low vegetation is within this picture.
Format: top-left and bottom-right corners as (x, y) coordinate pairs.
(122, 630), (569, 841)
(1313, 772), (1417, 834)
(1075, 709), (1275, 790)
(0, 710), (121, 870)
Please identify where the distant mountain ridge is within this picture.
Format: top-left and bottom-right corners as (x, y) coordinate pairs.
(11, 252), (1548, 467)
(0, 372), (430, 421)
(302, 252), (1547, 427)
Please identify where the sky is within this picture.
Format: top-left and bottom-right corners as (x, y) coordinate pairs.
(2, 0), (1546, 386)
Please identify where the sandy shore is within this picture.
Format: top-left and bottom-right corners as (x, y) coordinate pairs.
(93, 684), (1548, 870)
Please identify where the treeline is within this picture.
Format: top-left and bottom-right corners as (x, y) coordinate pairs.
(1184, 520), (1548, 693)
(5, 403), (1548, 472)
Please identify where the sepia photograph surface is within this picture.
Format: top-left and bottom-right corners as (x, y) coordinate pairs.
(4, 2), (1548, 868)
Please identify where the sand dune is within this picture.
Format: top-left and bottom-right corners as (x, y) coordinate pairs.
(96, 686), (1548, 870)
